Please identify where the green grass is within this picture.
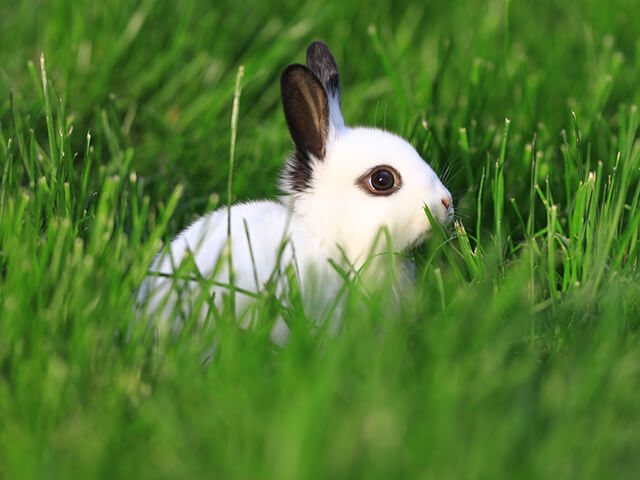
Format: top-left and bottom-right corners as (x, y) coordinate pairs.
(2, 0), (640, 477)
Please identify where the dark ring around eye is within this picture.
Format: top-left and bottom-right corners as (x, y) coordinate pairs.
(356, 165), (402, 196)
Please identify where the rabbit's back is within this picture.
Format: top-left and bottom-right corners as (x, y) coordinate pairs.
(140, 200), (302, 329)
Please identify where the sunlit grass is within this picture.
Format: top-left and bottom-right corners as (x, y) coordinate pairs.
(1, 0), (640, 478)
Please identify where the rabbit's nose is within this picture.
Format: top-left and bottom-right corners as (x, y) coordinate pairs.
(441, 195), (452, 210)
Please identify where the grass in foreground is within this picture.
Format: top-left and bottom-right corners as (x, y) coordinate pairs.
(1, 0), (640, 478)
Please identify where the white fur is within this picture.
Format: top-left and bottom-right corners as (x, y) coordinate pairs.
(138, 45), (453, 343)
(290, 127), (452, 265)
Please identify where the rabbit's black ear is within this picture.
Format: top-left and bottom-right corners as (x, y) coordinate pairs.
(281, 64), (329, 161)
(306, 41), (341, 105)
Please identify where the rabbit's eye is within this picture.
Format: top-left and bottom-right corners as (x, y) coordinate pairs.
(358, 166), (402, 195)
(371, 169), (394, 190)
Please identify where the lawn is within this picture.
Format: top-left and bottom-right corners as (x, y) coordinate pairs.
(1, 0), (640, 478)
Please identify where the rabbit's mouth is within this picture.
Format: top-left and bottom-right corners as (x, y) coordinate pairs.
(407, 229), (432, 251)
(422, 204), (454, 227)
(406, 206), (455, 251)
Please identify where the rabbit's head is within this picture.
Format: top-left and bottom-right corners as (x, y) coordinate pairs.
(280, 42), (453, 265)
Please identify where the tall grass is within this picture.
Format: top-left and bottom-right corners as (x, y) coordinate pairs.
(1, 0), (640, 478)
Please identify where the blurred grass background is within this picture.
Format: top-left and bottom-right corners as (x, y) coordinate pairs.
(1, 0), (640, 478)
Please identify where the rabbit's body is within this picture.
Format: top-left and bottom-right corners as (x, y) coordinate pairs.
(139, 42), (453, 341)
(141, 200), (338, 335)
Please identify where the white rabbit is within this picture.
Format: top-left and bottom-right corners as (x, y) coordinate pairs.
(138, 41), (454, 343)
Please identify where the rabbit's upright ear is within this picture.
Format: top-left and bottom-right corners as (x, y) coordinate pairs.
(306, 41), (344, 130)
(281, 64), (329, 162)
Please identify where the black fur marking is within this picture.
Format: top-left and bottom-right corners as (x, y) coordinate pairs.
(283, 150), (314, 193)
(306, 41), (341, 104)
(280, 63), (329, 193)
